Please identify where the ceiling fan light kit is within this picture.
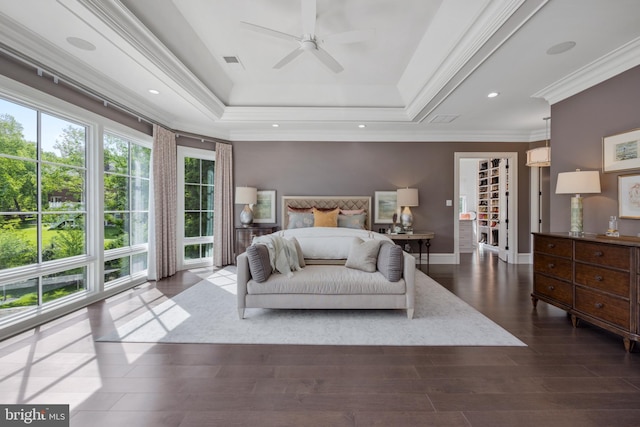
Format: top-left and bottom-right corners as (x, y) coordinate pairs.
(240, 0), (372, 73)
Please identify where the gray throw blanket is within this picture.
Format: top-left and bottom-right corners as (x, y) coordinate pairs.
(252, 234), (302, 277)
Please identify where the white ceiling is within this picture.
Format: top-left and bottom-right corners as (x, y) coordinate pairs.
(1, 0), (639, 142)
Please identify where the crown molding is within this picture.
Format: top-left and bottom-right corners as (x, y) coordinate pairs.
(220, 106), (411, 123)
(532, 36), (640, 105)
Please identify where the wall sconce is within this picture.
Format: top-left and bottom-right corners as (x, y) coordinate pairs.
(396, 188), (419, 232)
(555, 169), (601, 235)
(235, 186), (257, 227)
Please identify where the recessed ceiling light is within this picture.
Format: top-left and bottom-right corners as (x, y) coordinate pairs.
(272, 124), (279, 128)
(66, 36), (96, 51)
(547, 41), (576, 55)
(487, 92), (499, 98)
(148, 89), (160, 95)
(358, 124), (366, 128)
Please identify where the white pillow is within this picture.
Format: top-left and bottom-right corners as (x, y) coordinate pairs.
(345, 238), (382, 272)
(295, 236), (359, 259)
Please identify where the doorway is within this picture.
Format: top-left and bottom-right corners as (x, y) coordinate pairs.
(454, 152), (518, 264)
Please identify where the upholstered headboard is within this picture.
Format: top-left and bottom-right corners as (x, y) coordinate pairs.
(282, 196), (372, 230)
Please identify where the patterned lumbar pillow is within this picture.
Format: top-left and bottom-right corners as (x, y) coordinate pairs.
(245, 244), (272, 282)
(345, 238), (381, 272)
(377, 242), (404, 282)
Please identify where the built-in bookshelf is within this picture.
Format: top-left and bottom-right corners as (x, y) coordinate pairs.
(477, 158), (500, 247)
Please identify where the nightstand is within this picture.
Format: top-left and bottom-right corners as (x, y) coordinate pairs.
(235, 226), (277, 262)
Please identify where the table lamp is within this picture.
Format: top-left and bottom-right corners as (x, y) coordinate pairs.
(235, 186), (257, 227)
(397, 188), (419, 232)
(555, 169), (600, 235)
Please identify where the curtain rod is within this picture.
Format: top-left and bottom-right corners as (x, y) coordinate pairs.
(0, 44), (230, 145)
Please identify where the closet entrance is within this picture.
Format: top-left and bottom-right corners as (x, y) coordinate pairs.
(454, 152), (518, 264)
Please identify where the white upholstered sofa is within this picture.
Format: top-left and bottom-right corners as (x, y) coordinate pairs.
(236, 227), (416, 319)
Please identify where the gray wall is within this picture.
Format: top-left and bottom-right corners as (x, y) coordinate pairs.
(233, 141), (532, 254)
(550, 65), (640, 236)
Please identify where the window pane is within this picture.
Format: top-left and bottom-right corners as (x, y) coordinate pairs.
(184, 157), (200, 183)
(184, 213), (200, 238)
(184, 184), (200, 210)
(0, 277), (38, 317)
(0, 214), (37, 270)
(201, 185), (214, 211)
(132, 253), (147, 274)
(104, 256), (130, 283)
(131, 144), (150, 178)
(104, 213), (130, 249)
(0, 98), (37, 159)
(42, 213), (86, 261)
(184, 244), (200, 260)
(202, 160), (214, 185)
(131, 212), (148, 246)
(41, 114), (85, 167)
(41, 164), (85, 211)
(131, 176), (149, 210)
(42, 267), (86, 304)
(201, 211), (213, 237)
(104, 134), (129, 174)
(0, 157), (37, 212)
(104, 174), (128, 211)
(203, 243), (213, 258)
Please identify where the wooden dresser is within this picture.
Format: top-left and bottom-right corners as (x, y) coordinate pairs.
(235, 226), (277, 262)
(532, 232), (640, 352)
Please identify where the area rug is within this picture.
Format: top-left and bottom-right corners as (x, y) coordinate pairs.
(97, 267), (525, 346)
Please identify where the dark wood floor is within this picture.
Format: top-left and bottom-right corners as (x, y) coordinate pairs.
(1, 250), (640, 427)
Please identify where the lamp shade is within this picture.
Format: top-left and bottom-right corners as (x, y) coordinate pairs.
(397, 188), (419, 207)
(526, 146), (551, 167)
(235, 186), (257, 204)
(555, 170), (601, 195)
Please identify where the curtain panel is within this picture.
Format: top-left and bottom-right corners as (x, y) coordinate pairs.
(214, 142), (234, 266)
(152, 124), (177, 279)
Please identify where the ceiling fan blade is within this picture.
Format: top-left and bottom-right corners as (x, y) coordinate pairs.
(240, 21), (299, 42)
(273, 47), (304, 69)
(301, 0), (316, 35)
(311, 47), (344, 73)
(323, 29), (375, 44)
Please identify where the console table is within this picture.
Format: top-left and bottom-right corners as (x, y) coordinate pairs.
(388, 231), (435, 274)
(532, 232), (640, 352)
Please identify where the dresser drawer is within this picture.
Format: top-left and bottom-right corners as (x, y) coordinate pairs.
(534, 253), (572, 281)
(575, 241), (631, 271)
(534, 235), (572, 258)
(575, 262), (630, 298)
(534, 274), (573, 306)
(575, 287), (630, 329)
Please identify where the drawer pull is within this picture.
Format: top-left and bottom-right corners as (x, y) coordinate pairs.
(547, 263), (555, 269)
(547, 285), (555, 291)
(547, 243), (555, 249)
(594, 302), (604, 309)
(594, 275), (603, 282)
(594, 251), (603, 257)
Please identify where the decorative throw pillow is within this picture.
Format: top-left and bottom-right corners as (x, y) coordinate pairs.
(288, 205), (312, 213)
(345, 238), (381, 272)
(338, 213), (366, 229)
(288, 237), (306, 268)
(245, 244), (272, 282)
(313, 207), (339, 227)
(377, 242), (404, 282)
(287, 212), (314, 229)
(340, 208), (365, 215)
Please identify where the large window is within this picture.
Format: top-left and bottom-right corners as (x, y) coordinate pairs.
(177, 147), (215, 269)
(0, 98), (87, 317)
(103, 133), (151, 285)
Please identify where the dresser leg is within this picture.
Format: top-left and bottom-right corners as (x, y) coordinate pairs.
(571, 314), (579, 328)
(623, 338), (635, 353)
(531, 295), (538, 308)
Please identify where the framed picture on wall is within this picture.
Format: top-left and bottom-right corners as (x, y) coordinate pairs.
(374, 191), (397, 223)
(618, 174), (640, 219)
(603, 128), (640, 172)
(253, 190), (276, 223)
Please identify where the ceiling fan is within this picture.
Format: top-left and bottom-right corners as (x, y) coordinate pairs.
(240, 0), (374, 73)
